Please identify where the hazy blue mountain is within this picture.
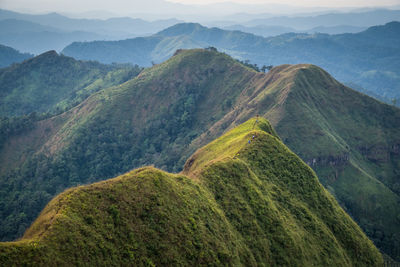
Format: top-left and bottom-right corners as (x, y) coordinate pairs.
(62, 21), (400, 102)
(0, 44), (32, 68)
(0, 19), (61, 33)
(0, 19), (107, 54)
(62, 34), (207, 66)
(0, 9), (183, 54)
(0, 9), (182, 38)
(222, 25), (295, 37)
(306, 25), (367, 34)
(223, 24), (366, 37)
(243, 9), (400, 29)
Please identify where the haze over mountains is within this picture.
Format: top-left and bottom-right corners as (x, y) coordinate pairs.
(2, 8), (400, 106)
(0, 9), (182, 54)
(0, 49), (399, 261)
(63, 21), (400, 105)
(1, 8), (400, 54)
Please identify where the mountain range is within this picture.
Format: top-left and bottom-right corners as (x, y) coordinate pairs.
(240, 9), (400, 29)
(0, 118), (383, 266)
(1, 8), (400, 55)
(63, 21), (400, 105)
(0, 9), (182, 54)
(0, 49), (399, 260)
(222, 24), (367, 37)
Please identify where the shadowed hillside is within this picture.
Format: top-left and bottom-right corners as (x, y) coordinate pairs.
(0, 118), (383, 266)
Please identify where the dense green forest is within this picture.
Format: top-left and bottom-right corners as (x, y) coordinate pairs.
(0, 49), (399, 261)
(0, 50), (142, 116)
(0, 118), (383, 266)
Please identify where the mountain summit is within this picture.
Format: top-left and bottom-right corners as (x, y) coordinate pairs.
(0, 49), (399, 260)
(62, 21), (400, 103)
(0, 118), (383, 266)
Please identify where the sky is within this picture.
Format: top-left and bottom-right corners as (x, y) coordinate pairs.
(1, 0), (399, 18)
(167, 0), (400, 6)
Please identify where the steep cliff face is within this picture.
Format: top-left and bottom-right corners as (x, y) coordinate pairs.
(0, 118), (384, 266)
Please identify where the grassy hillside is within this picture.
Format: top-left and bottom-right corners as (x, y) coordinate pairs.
(0, 49), (258, 241)
(189, 63), (400, 260)
(0, 50), (142, 116)
(0, 43), (32, 68)
(0, 118), (383, 266)
(0, 49), (399, 260)
(62, 21), (400, 104)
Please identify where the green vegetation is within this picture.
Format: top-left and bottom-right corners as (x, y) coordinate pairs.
(269, 65), (400, 260)
(63, 21), (400, 103)
(0, 118), (383, 266)
(0, 49), (399, 260)
(0, 50), (142, 116)
(0, 49), (258, 242)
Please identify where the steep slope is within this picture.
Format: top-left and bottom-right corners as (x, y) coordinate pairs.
(0, 50), (142, 116)
(0, 49), (259, 241)
(0, 118), (383, 266)
(189, 63), (400, 260)
(0, 49), (399, 260)
(62, 22), (400, 103)
(0, 44), (32, 68)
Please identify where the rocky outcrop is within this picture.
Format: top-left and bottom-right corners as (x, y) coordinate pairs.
(306, 153), (350, 167)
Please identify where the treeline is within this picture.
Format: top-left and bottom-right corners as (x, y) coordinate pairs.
(205, 47), (272, 73)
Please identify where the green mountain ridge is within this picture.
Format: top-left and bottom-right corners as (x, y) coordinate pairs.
(0, 118), (383, 266)
(0, 50), (142, 116)
(62, 21), (400, 104)
(0, 49), (399, 260)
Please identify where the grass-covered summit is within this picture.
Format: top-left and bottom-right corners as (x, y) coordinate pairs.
(0, 118), (383, 266)
(1, 48), (399, 260)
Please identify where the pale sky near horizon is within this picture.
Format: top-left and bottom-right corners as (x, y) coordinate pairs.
(167, 0), (399, 6)
(1, 0), (399, 16)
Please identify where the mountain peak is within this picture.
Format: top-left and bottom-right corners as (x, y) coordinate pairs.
(183, 117), (278, 177)
(0, 118), (383, 266)
(157, 22), (206, 36)
(38, 50), (58, 57)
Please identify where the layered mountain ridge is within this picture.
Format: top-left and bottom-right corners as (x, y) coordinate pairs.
(0, 118), (383, 266)
(0, 49), (399, 260)
(62, 21), (400, 104)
